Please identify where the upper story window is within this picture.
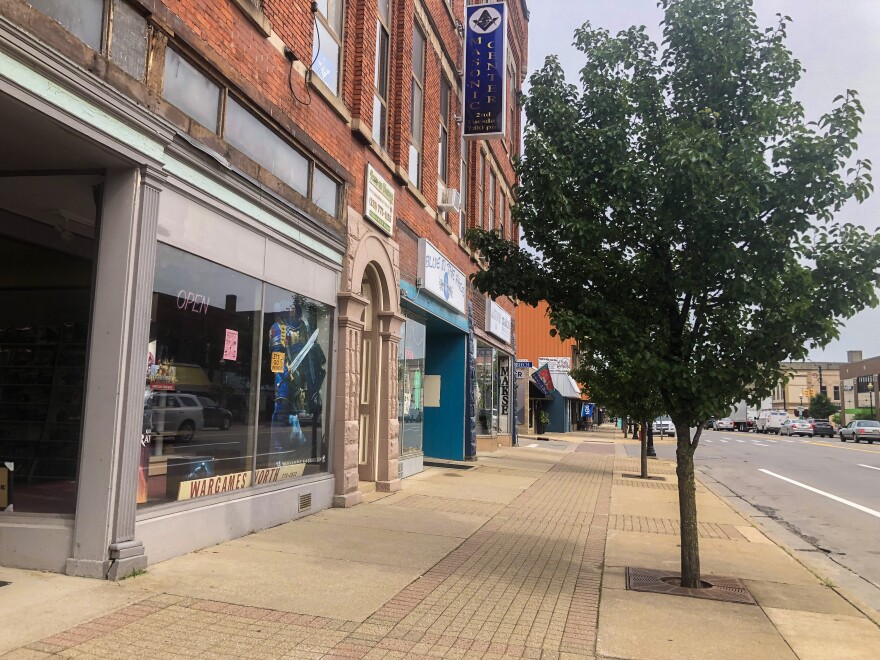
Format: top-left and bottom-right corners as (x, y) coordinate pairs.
(459, 139), (468, 239)
(164, 48), (222, 132)
(488, 170), (496, 231)
(478, 151), (485, 229)
(499, 194), (507, 240)
(373, 0), (391, 149)
(27, 0), (149, 81)
(438, 78), (451, 186)
(408, 23), (426, 187)
(313, 0), (345, 95)
(834, 385), (841, 400)
(507, 51), (517, 153)
(162, 49), (341, 217)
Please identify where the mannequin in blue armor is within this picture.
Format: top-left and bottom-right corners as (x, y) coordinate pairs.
(269, 300), (326, 464)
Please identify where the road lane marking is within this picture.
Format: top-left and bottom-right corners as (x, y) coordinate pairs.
(526, 443), (538, 448)
(859, 464), (880, 472)
(722, 436), (733, 440)
(759, 469), (880, 520)
(804, 441), (880, 454)
(752, 443), (769, 447)
(735, 439), (745, 443)
(719, 439), (728, 443)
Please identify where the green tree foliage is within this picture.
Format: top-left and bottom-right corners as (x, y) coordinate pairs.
(469, 0), (880, 586)
(809, 392), (838, 420)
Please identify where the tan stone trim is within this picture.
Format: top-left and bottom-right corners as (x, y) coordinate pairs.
(309, 73), (352, 124)
(228, 0), (271, 37)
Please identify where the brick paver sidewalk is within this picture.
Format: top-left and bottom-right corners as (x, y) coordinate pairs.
(7, 450), (614, 660)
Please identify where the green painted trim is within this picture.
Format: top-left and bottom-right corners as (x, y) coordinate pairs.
(164, 156), (343, 265)
(0, 50), (165, 161)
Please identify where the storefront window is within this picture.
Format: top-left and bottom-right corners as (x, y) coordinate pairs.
(140, 245), (261, 506)
(398, 316), (426, 456)
(256, 285), (332, 478)
(476, 345), (498, 436)
(0, 234), (95, 514)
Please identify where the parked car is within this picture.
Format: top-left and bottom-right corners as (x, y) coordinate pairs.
(755, 409), (790, 434)
(196, 396), (233, 430)
(703, 417), (717, 430)
(780, 419), (813, 437)
(143, 391), (205, 441)
(652, 416), (675, 436)
(806, 418), (834, 438)
(713, 418), (735, 431)
(839, 420), (880, 444)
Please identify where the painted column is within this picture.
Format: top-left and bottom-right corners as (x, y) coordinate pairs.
(66, 166), (165, 579)
(332, 293), (368, 507)
(376, 311), (405, 491)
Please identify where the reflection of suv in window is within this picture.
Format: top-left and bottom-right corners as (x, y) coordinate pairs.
(143, 392), (205, 441)
(196, 396), (233, 430)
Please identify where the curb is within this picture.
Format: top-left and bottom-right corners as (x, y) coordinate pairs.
(696, 467), (880, 627)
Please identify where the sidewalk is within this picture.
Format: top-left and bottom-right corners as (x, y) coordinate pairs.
(2, 427), (879, 659)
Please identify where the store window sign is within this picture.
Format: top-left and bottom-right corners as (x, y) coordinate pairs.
(485, 299), (511, 343)
(418, 239), (466, 313)
(177, 289), (209, 314)
(223, 329), (238, 361)
(515, 360), (533, 369)
(463, 2), (507, 139)
(365, 164), (395, 235)
(539, 356), (572, 372)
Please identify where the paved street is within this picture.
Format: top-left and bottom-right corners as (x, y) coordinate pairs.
(647, 429), (880, 596)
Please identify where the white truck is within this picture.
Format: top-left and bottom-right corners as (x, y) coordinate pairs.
(755, 408), (790, 434)
(729, 398), (771, 433)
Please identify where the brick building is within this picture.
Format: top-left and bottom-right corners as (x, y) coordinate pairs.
(0, 0), (528, 576)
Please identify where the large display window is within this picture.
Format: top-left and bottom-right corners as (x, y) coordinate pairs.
(398, 314), (426, 456)
(476, 344), (499, 436)
(139, 244), (332, 507)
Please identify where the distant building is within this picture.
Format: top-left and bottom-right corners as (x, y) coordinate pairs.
(839, 354), (880, 425)
(773, 362), (845, 417)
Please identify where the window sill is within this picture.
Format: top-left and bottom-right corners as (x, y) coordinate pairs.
(309, 74), (351, 124)
(229, 0), (272, 37)
(406, 179), (433, 212)
(366, 141), (398, 178)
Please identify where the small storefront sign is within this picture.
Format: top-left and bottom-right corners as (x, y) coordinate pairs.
(464, 2), (508, 139)
(0, 462), (12, 511)
(532, 364), (555, 395)
(485, 298), (512, 343)
(365, 164), (395, 235)
(515, 360), (533, 369)
(223, 329), (239, 361)
(418, 238), (466, 314)
(539, 356), (571, 372)
(177, 464), (308, 501)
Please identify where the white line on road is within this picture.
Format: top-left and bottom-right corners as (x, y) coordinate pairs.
(735, 439), (745, 443)
(719, 439), (728, 443)
(759, 469), (880, 520)
(526, 443), (538, 448)
(858, 464), (880, 472)
(752, 443), (769, 447)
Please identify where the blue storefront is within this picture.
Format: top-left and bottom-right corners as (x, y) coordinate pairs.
(397, 240), (470, 465)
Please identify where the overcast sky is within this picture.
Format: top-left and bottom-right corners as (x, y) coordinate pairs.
(525, 0), (880, 363)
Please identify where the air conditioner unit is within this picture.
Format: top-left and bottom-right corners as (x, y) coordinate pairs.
(438, 188), (462, 213)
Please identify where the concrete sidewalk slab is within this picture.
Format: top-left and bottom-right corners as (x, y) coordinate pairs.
(597, 588), (797, 660)
(226, 518), (466, 569)
(605, 529), (821, 585)
(611, 487), (749, 525)
(743, 580), (862, 616)
(764, 608), (880, 660)
(117, 543), (418, 621)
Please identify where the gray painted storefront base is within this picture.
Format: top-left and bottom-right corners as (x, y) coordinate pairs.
(0, 515), (73, 573)
(137, 477), (334, 565)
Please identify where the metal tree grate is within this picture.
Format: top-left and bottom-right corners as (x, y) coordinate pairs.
(626, 567), (756, 605)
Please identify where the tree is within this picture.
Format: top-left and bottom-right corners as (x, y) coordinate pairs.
(469, 0), (880, 588)
(809, 392), (838, 420)
(573, 350), (663, 479)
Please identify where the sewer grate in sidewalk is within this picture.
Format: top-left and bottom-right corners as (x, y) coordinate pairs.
(626, 567), (756, 605)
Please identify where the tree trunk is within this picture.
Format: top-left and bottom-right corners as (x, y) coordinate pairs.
(675, 422), (701, 588)
(640, 419), (648, 479)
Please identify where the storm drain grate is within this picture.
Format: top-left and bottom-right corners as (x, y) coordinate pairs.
(626, 567), (756, 605)
(298, 493), (312, 512)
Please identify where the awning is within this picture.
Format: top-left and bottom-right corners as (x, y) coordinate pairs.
(528, 381), (553, 400)
(554, 374), (583, 400)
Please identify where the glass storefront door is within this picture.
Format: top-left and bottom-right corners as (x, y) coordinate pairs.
(398, 313), (426, 456)
(476, 344), (499, 436)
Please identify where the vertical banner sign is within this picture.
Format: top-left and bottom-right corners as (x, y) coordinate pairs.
(498, 355), (510, 434)
(465, 302), (477, 459)
(463, 2), (507, 139)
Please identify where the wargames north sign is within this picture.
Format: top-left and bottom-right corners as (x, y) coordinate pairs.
(463, 2), (507, 139)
